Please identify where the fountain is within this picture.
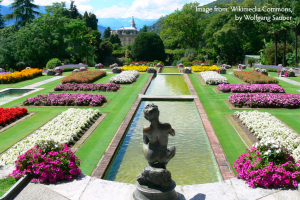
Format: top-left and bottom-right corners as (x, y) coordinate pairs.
(133, 103), (178, 200)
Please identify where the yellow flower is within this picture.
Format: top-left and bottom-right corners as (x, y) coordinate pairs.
(191, 66), (219, 72)
(120, 66), (148, 72)
(0, 68), (42, 84)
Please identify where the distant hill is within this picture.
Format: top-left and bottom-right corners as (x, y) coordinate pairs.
(146, 16), (166, 35)
(205, 0), (261, 8)
(97, 25), (106, 34)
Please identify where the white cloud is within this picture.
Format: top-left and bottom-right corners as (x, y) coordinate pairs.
(2, 0), (13, 6)
(77, 4), (94, 13)
(94, 0), (201, 19)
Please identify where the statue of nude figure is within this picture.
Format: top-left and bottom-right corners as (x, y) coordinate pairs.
(142, 103), (176, 169)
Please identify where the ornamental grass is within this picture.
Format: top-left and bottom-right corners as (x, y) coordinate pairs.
(191, 66), (219, 72)
(120, 66), (148, 72)
(229, 93), (300, 108)
(234, 71), (279, 84)
(0, 107), (28, 126)
(61, 70), (106, 84)
(0, 68), (42, 84)
(218, 84), (285, 93)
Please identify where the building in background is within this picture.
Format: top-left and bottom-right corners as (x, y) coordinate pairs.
(111, 16), (139, 46)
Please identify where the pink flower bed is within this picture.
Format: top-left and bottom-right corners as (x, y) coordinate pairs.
(218, 84), (285, 93)
(234, 142), (300, 188)
(23, 93), (106, 106)
(10, 140), (81, 183)
(54, 83), (120, 92)
(229, 93), (300, 108)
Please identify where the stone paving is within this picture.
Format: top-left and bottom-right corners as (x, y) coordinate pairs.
(275, 77), (300, 88)
(12, 174), (300, 200)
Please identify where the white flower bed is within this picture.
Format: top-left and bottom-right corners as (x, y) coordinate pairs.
(0, 108), (100, 165)
(200, 71), (229, 85)
(235, 110), (300, 161)
(110, 70), (139, 84)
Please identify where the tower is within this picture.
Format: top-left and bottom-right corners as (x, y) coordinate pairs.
(131, 16), (136, 28)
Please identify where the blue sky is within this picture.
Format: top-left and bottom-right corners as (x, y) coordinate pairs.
(2, 0), (216, 19)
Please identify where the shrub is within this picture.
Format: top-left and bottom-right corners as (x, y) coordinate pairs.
(9, 140), (81, 183)
(46, 58), (62, 69)
(234, 138), (300, 188)
(172, 59), (178, 66)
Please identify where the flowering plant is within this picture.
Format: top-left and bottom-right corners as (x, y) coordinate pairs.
(234, 138), (300, 188)
(200, 71), (229, 85)
(183, 67), (192, 73)
(109, 63), (119, 68)
(62, 70), (106, 84)
(0, 68), (42, 84)
(191, 66), (219, 72)
(0, 107), (28, 126)
(9, 140), (81, 183)
(278, 68), (287, 76)
(121, 66), (148, 72)
(237, 64), (246, 69)
(54, 83), (120, 92)
(234, 71), (278, 84)
(95, 63), (104, 69)
(110, 71), (139, 84)
(155, 63), (164, 67)
(146, 67), (157, 73)
(112, 67), (122, 73)
(261, 69), (268, 76)
(218, 84), (285, 93)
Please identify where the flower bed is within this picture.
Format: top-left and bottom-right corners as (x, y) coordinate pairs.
(0, 107), (28, 126)
(278, 68), (295, 77)
(229, 93), (300, 108)
(147, 67), (157, 73)
(23, 93), (106, 106)
(120, 66), (148, 72)
(200, 71), (229, 85)
(0, 72), (11, 75)
(234, 71), (278, 84)
(183, 67), (192, 73)
(218, 84), (285, 93)
(234, 138), (300, 188)
(10, 140), (81, 183)
(0, 68), (43, 84)
(54, 83), (120, 92)
(235, 111), (300, 152)
(0, 108), (100, 165)
(112, 67), (122, 73)
(61, 70), (106, 84)
(110, 71), (140, 84)
(191, 66), (219, 72)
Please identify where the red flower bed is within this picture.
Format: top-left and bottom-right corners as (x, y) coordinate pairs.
(61, 70), (107, 84)
(0, 107), (28, 126)
(234, 71), (278, 84)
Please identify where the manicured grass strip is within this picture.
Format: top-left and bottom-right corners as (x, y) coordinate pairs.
(93, 73), (115, 84)
(75, 73), (150, 175)
(268, 72), (300, 94)
(0, 75), (54, 90)
(189, 74), (247, 174)
(0, 177), (17, 197)
(222, 74), (245, 84)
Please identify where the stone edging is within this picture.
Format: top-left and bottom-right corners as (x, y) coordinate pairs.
(0, 175), (30, 200)
(91, 73), (154, 179)
(0, 113), (36, 134)
(71, 113), (108, 153)
(212, 88), (222, 94)
(224, 100), (300, 110)
(184, 74), (235, 180)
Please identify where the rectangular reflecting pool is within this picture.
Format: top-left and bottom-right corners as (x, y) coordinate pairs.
(0, 89), (34, 102)
(160, 68), (180, 73)
(106, 101), (222, 185)
(145, 75), (191, 96)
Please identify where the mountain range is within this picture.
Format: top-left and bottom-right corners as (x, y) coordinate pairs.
(0, 5), (157, 34)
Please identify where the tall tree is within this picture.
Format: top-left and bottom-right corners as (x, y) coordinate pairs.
(268, 24), (280, 65)
(83, 11), (98, 30)
(69, 1), (81, 19)
(289, 18), (300, 67)
(3, 0), (40, 28)
(140, 25), (147, 33)
(103, 26), (111, 39)
(280, 22), (290, 66)
(0, 0), (4, 29)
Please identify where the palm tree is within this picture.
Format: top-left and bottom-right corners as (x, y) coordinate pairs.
(3, 0), (40, 28)
(268, 24), (281, 65)
(280, 22), (291, 66)
(289, 17), (300, 67)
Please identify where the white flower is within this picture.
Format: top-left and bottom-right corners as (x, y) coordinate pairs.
(110, 70), (140, 84)
(199, 71), (229, 85)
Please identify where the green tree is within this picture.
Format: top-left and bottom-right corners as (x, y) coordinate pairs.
(99, 41), (113, 62)
(132, 32), (166, 61)
(45, 2), (70, 17)
(103, 26), (111, 39)
(161, 2), (205, 49)
(0, 0), (4, 29)
(83, 11), (98, 30)
(280, 22), (291, 66)
(140, 25), (147, 32)
(69, 1), (81, 19)
(3, 0), (40, 28)
(289, 17), (300, 67)
(268, 24), (281, 65)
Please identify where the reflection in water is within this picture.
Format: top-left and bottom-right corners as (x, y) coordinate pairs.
(106, 101), (222, 185)
(160, 68), (180, 73)
(145, 75), (191, 96)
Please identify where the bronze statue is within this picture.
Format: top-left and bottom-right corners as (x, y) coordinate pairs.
(142, 103), (176, 169)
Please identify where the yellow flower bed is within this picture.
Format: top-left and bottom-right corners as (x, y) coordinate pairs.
(120, 66), (148, 72)
(0, 68), (43, 84)
(191, 66), (219, 72)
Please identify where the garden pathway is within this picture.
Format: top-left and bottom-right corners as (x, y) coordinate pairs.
(12, 174), (300, 200)
(276, 77), (300, 88)
(21, 76), (64, 89)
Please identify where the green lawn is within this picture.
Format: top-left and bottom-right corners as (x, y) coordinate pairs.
(0, 177), (17, 196)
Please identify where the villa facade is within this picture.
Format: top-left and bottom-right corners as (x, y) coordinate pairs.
(111, 16), (139, 46)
